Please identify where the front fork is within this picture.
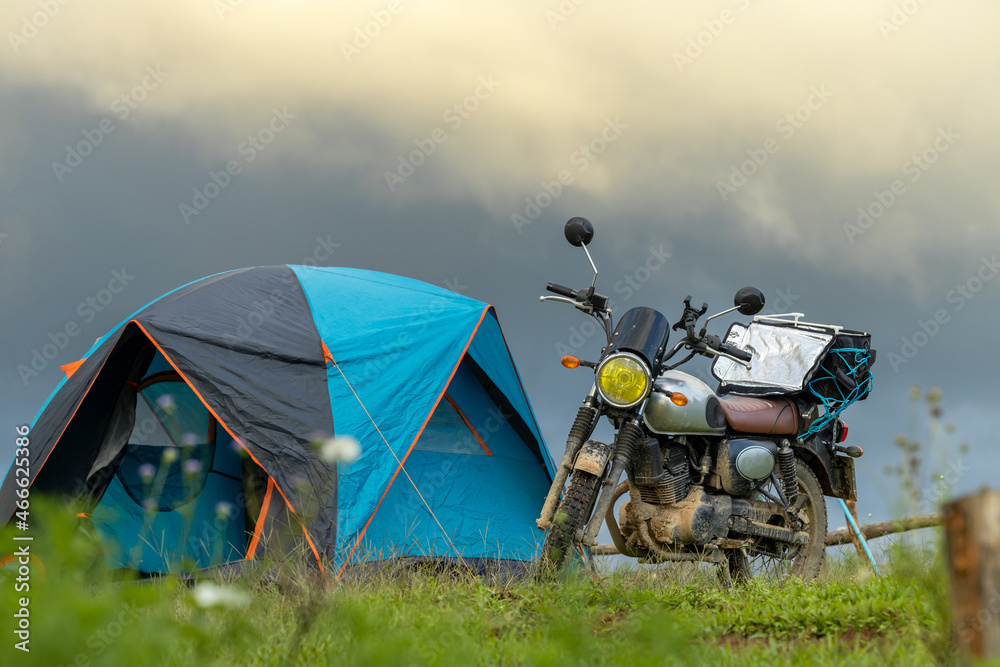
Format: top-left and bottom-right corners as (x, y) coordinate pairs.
(580, 418), (643, 545)
(536, 385), (644, 549)
(536, 386), (599, 530)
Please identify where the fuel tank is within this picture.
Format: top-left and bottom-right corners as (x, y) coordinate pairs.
(641, 370), (727, 436)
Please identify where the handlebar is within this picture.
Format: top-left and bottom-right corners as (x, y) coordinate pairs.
(546, 282), (577, 299)
(718, 342), (752, 362)
(545, 283), (754, 366)
(665, 310), (754, 368)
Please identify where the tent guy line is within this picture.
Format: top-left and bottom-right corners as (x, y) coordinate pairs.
(1, 266), (553, 577)
(328, 353), (476, 582)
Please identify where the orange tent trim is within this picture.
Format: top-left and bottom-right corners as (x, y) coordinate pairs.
(445, 393), (493, 456)
(60, 359), (87, 379)
(129, 320), (326, 574)
(334, 304), (491, 578)
(245, 478), (274, 560)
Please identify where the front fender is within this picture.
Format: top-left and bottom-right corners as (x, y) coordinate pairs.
(573, 439), (612, 476)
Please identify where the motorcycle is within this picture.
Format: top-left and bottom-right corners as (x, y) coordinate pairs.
(536, 217), (875, 582)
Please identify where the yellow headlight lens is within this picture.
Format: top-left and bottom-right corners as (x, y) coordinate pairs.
(596, 354), (651, 407)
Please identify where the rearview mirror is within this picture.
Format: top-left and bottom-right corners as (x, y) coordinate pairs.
(734, 286), (765, 316)
(564, 217), (594, 247)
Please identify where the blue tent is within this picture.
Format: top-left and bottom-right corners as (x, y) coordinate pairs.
(1, 266), (554, 575)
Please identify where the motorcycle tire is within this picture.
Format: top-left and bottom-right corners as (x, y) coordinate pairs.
(728, 458), (827, 583)
(538, 469), (601, 574)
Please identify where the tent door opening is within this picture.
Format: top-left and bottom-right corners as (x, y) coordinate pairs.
(90, 360), (249, 573)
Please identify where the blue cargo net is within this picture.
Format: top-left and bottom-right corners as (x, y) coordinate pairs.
(798, 347), (873, 441)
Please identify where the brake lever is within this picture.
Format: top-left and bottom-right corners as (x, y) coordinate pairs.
(539, 295), (595, 314)
(701, 346), (752, 369)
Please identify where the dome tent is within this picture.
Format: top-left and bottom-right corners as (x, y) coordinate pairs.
(0, 266), (554, 575)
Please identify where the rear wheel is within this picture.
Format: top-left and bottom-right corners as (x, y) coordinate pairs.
(538, 470), (600, 575)
(728, 458), (827, 583)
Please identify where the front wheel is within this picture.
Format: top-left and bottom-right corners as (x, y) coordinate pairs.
(728, 458), (827, 583)
(538, 470), (601, 574)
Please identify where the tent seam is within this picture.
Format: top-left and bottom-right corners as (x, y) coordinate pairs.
(333, 304), (492, 580)
(129, 320), (326, 574)
(3, 325), (130, 523)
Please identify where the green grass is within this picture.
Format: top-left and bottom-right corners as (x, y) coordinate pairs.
(0, 502), (965, 666)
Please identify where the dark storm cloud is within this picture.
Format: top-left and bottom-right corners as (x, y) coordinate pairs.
(2, 1), (998, 529)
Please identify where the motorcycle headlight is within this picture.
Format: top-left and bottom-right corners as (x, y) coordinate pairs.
(596, 352), (652, 408)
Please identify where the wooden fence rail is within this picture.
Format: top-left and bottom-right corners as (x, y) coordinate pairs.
(589, 512), (943, 556)
(825, 513), (942, 546)
(589, 493), (1000, 661)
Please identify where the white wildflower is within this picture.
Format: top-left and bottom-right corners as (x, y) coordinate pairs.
(318, 436), (361, 465)
(215, 502), (233, 519)
(191, 582), (250, 610)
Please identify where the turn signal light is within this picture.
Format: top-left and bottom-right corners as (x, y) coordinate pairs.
(561, 355), (581, 369)
(670, 392), (689, 406)
(839, 421), (849, 443)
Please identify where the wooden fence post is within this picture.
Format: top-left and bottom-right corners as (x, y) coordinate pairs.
(943, 489), (1000, 659)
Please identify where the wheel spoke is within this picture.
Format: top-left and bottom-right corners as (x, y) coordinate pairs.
(729, 460), (827, 583)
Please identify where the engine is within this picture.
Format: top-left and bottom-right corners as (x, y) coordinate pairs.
(619, 436), (781, 552)
(619, 484), (732, 547)
(631, 439), (691, 505)
(711, 438), (778, 497)
(622, 439), (723, 549)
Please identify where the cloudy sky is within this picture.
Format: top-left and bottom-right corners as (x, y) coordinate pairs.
(2, 0), (997, 533)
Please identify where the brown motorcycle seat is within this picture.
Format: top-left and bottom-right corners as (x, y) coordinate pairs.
(717, 396), (799, 436)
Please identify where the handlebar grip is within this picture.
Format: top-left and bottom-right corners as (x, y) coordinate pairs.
(546, 282), (577, 299)
(718, 343), (752, 362)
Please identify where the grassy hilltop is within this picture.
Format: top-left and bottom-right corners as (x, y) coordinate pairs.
(0, 390), (972, 666)
(0, 505), (958, 667)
